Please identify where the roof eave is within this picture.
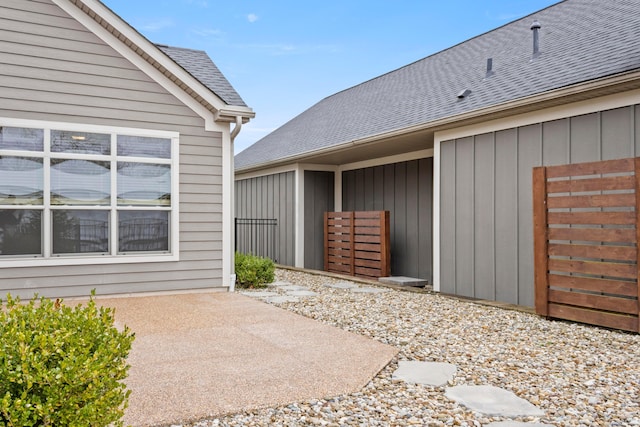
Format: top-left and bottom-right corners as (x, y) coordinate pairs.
(63, 0), (254, 122)
(236, 69), (640, 174)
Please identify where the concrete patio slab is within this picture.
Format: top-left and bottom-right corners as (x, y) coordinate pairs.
(95, 292), (398, 427)
(264, 295), (300, 303)
(392, 361), (457, 387)
(445, 385), (545, 417)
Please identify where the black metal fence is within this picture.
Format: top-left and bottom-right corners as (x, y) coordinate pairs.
(234, 218), (278, 262)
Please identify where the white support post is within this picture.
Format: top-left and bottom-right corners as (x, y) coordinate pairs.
(294, 164), (305, 267)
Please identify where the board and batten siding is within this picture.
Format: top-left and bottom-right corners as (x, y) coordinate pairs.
(342, 158), (433, 281)
(0, 0), (226, 298)
(439, 105), (640, 307)
(304, 170), (335, 270)
(234, 172), (296, 266)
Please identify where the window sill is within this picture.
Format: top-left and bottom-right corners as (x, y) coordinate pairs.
(0, 252), (179, 268)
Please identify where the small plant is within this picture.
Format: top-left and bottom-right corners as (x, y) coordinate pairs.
(235, 252), (275, 289)
(0, 292), (135, 427)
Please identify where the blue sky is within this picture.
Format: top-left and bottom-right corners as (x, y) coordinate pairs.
(101, 0), (559, 154)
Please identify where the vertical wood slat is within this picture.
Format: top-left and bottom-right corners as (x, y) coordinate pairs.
(533, 157), (639, 333)
(533, 167), (549, 316)
(325, 211), (390, 279)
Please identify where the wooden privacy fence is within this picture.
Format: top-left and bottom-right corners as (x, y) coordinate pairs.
(324, 211), (390, 280)
(533, 158), (640, 333)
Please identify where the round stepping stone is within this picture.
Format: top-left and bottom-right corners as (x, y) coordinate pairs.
(323, 282), (359, 289)
(351, 287), (388, 294)
(392, 361), (457, 387)
(485, 422), (555, 427)
(445, 385), (545, 417)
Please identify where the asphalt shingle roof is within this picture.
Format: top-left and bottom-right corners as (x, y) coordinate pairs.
(236, 0), (640, 170)
(158, 45), (247, 107)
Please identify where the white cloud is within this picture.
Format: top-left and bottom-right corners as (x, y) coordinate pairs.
(247, 13), (259, 23)
(140, 19), (175, 32)
(191, 28), (224, 38)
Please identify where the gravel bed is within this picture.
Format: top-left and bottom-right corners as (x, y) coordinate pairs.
(185, 269), (640, 427)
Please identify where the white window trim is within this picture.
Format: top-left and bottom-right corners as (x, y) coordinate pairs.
(0, 117), (180, 268)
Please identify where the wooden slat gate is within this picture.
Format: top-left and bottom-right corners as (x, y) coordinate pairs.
(533, 158), (640, 333)
(324, 211), (390, 280)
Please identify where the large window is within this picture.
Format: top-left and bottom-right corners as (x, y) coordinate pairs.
(0, 120), (178, 265)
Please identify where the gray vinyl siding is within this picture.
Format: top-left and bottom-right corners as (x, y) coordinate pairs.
(342, 158), (433, 281)
(234, 172), (296, 266)
(439, 104), (640, 307)
(0, 0), (226, 298)
(304, 171), (334, 270)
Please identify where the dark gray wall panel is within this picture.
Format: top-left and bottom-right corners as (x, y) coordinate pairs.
(440, 143), (456, 293)
(570, 112), (600, 163)
(494, 129), (519, 304)
(517, 124), (542, 307)
(454, 138), (474, 297)
(601, 107), (634, 160)
(473, 133), (495, 301)
(235, 171), (295, 266)
(439, 104), (639, 307)
(343, 158), (433, 281)
(304, 171), (334, 270)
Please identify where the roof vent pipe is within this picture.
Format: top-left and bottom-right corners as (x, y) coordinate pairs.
(486, 57), (494, 77)
(530, 20), (541, 58)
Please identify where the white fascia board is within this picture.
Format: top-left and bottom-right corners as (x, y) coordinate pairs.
(54, 0), (252, 130)
(235, 164), (300, 181)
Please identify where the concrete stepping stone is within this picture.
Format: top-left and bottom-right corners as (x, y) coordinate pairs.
(379, 276), (428, 287)
(264, 295), (300, 304)
(239, 291), (279, 298)
(392, 361), (457, 387)
(286, 290), (318, 297)
(323, 282), (359, 289)
(445, 385), (545, 417)
(279, 285), (309, 291)
(269, 281), (293, 287)
(351, 287), (389, 294)
(485, 422), (555, 427)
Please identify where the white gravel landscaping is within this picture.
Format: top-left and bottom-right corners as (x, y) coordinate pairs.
(192, 269), (639, 427)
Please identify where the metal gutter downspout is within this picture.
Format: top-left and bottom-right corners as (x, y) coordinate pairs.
(227, 116), (243, 292)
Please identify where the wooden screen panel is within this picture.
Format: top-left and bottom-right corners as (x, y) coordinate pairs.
(324, 211), (390, 279)
(533, 157), (640, 333)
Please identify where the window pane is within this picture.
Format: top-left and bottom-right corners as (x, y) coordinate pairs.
(0, 210), (42, 256)
(119, 211), (168, 253)
(117, 162), (170, 206)
(0, 157), (43, 205)
(52, 210), (109, 254)
(117, 135), (171, 159)
(51, 159), (110, 205)
(0, 127), (43, 151)
(51, 130), (110, 155)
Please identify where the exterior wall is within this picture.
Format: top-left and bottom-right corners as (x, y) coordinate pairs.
(439, 105), (640, 306)
(304, 171), (334, 270)
(234, 171), (296, 266)
(342, 158), (433, 281)
(0, 0), (226, 298)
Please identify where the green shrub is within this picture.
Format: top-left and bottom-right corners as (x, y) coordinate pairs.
(0, 292), (135, 427)
(235, 252), (275, 289)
